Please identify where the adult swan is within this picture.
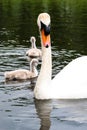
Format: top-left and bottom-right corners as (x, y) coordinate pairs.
(34, 13), (87, 99)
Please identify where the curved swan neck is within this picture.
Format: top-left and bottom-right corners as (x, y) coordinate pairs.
(35, 33), (52, 87)
(40, 32), (52, 79)
(42, 46), (52, 80)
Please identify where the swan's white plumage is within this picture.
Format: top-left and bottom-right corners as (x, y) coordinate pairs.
(51, 56), (87, 99)
(37, 13), (50, 29)
(34, 13), (87, 99)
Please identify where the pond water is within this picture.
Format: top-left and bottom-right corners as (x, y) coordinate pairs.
(0, 0), (87, 130)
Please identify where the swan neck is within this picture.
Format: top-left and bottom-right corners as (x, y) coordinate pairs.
(36, 33), (52, 84)
(42, 45), (52, 80)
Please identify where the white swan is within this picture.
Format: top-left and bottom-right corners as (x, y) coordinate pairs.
(34, 13), (87, 99)
(26, 36), (42, 59)
(4, 58), (38, 81)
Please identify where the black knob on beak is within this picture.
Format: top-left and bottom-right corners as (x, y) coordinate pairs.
(44, 25), (50, 36)
(41, 21), (50, 36)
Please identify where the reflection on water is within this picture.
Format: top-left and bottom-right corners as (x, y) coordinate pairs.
(35, 99), (87, 130)
(0, 0), (87, 130)
(35, 100), (52, 130)
(35, 99), (52, 130)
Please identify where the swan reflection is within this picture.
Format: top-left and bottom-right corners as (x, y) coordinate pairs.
(34, 99), (52, 130)
(34, 99), (87, 130)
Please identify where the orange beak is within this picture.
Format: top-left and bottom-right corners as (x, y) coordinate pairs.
(41, 29), (50, 48)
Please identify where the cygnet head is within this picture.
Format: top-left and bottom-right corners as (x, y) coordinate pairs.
(30, 36), (36, 44)
(30, 58), (38, 67)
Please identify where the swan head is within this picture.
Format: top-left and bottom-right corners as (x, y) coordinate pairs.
(37, 13), (51, 48)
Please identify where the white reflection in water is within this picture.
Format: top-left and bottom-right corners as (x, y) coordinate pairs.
(35, 99), (87, 130)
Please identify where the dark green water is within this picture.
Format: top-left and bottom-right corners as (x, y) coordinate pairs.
(0, 0), (87, 130)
